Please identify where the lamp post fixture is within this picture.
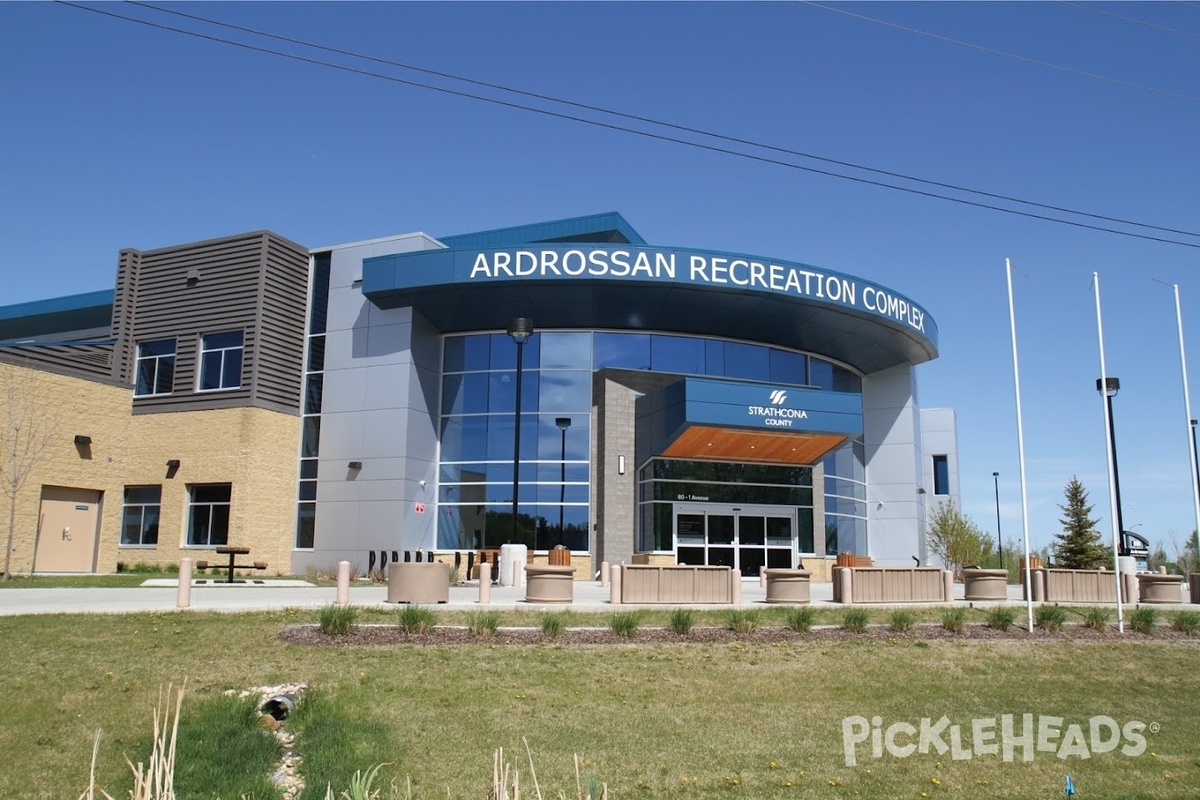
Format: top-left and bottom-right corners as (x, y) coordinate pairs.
(555, 417), (572, 548)
(507, 318), (534, 545)
(992, 471), (1003, 569)
(1097, 377), (1127, 556)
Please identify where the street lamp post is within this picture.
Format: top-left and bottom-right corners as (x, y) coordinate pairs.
(1097, 377), (1126, 556)
(555, 417), (571, 548)
(992, 471), (1003, 569)
(507, 318), (534, 545)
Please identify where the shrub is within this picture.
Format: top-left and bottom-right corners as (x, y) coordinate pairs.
(466, 610), (500, 636)
(986, 606), (1018, 632)
(1170, 610), (1200, 635)
(318, 603), (358, 636)
(726, 609), (761, 634)
(783, 606), (816, 633)
(668, 608), (695, 635)
(540, 611), (569, 638)
(396, 604), (437, 634)
(941, 607), (966, 633)
(1082, 607), (1110, 631)
(888, 609), (915, 633)
(1129, 606), (1159, 634)
(1034, 604), (1068, 632)
(841, 607), (869, 633)
(609, 611), (641, 637)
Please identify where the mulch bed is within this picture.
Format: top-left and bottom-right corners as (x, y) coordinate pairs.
(279, 623), (1200, 648)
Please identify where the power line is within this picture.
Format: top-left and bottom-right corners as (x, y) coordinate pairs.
(801, 1), (1200, 104)
(54, 1), (1200, 250)
(125, 0), (1200, 241)
(1059, 1), (1200, 41)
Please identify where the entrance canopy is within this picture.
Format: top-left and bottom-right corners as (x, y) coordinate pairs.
(637, 378), (863, 466)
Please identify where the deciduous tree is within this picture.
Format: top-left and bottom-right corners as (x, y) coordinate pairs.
(927, 499), (993, 580)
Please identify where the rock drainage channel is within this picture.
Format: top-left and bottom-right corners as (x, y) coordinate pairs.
(227, 682), (307, 800)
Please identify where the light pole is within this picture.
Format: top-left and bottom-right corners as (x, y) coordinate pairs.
(507, 318), (534, 545)
(992, 471), (1003, 569)
(1097, 377), (1126, 556)
(556, 417), (571, 548)
(1191, 419), (1199, 508)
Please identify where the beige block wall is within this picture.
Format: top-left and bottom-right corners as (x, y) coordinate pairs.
(1, 362), (299, 575)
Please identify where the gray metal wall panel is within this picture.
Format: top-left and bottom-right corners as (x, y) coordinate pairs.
(0, 344), (117, 383)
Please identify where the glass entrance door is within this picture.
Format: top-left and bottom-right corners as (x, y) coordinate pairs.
(674, 504), (796, 576)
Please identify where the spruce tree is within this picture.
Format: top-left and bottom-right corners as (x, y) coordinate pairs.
(1053, 476), (1107, 569)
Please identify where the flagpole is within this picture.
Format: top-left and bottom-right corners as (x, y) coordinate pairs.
(1006, 259), (1035, 633)
(1162, 281), (1200, 545)
(1094, 273), (1125, 634)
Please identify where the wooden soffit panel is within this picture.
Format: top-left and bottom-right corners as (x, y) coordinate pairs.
(660, 425), (847, 465)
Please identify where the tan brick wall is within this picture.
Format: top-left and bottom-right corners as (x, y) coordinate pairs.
(1, 362), (299, 575)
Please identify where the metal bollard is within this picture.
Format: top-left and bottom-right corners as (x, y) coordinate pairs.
(479, 562), (491, 604)
(336, 560), (351, 605)
(177, 558), (193, 609)
(731, 569), (742, 604)
(600, 561), (610, 587)
(610, 565), (622, 605)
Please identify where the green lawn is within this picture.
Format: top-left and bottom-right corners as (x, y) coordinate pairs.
(1, 610), (1197, 799)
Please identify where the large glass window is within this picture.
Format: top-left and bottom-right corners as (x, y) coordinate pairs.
(187, 484), (231, 546)
(135, 339), (175, 396)
(933, 455), (950, 495)
(198, 331), (244, 391)
(120, 486), (161, 546)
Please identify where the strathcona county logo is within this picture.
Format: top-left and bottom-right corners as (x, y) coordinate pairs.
(748, 390), (808, 428)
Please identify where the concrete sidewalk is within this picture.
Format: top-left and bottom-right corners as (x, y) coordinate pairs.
(0, 578), (1053, 616)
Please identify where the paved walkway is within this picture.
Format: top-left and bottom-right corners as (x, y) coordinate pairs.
(0, 579), (1078, 617)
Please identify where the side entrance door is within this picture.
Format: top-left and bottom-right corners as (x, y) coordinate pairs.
(34, 486), (102, 573)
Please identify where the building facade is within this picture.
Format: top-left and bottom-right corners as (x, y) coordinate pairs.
(0, 213), (957, 577)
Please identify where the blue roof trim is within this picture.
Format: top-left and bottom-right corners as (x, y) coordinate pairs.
(437, 212), (645, 249)
(0, 289), (114, 321)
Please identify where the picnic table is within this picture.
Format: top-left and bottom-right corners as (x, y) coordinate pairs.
(203, 545), (266, 584)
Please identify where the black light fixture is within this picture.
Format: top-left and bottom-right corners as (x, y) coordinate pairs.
(166, 459), (181, 469)
(74, 435), (92, 446)
(1096, 377), (1127, 556)
(992, 471), (1003, 569)
(348, 461), (363, 471)
(1191, 420), (1199, 509)
(555, 416), (572, 548)
(507, 318), (534, 545)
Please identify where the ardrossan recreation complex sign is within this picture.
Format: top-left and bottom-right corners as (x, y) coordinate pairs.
(364, 244), (936, 345)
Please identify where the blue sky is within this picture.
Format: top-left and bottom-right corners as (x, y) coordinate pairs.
(3, 2), (1198, 557)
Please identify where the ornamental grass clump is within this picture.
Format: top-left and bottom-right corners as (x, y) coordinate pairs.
(318, 603), (358, 636)
(941, 607), (966, 634)
(609, 611), (641, 637)
(395, 604), (437, 634)
(726, 609), (761, 634)
(540, 611), (570, 638)
(466, 610), (501, 636)
(783, 606), (816, 633)
(1034, 604), (1068, 632)
(888, 609), (915, 633)
(1129, 606), (1159, 635)
(985, 605), (1018, 632)
(1082, 607), (1110, 631)
(1170, 610), (1200, 635)
(841, 607), (869, 633)
(668, 608), (695, 635)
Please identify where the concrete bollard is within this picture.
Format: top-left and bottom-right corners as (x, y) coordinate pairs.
(600, 561), (610, 588)
(610, 565), (622, 604)
(478, 562), (491, 604)
(943, 570), (955, 603)
(731, 569), (742, 604)
(759, 569), (767, 589)
(513, 559), (522, 588)
(177, 558), (193, 609)
(837, 565), (853, 605)
(336, 560), (351, 605)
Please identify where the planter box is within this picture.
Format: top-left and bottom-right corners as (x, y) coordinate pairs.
(386, 562), (450, 604)
(1026, 569), (1133, 604)
(525, 564), (576, 603)
(620, 565), (732, 604)
(1138, 573), (1184, 604)
(963, 568), (1008, 602)
(833, 566), (951, 604)
(763, 569), (812, 604)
